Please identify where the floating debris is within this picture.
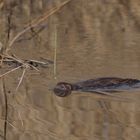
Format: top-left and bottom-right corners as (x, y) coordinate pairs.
(0, 54), (53, 91)
(1, 56), (53, 69)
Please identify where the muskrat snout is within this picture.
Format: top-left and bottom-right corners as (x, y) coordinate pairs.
(53, 82), (72, 97)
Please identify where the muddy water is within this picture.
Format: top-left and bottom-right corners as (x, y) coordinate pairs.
(1, 0), (140, 140)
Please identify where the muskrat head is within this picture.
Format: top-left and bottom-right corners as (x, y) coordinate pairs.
(53, 82), (72, 97)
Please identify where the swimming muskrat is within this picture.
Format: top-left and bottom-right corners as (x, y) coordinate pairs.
(53, 77), (140, 97)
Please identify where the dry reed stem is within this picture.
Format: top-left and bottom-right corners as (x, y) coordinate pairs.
(0, 53), (24, 68)
(0, 56), (45, 93)
(28, 59), (51, 65)
(9, 55), (40, 71)
(1, 54), (45, 71)
(27, 63), (39, 71)
(0, 55), (4, 67)
(54, 24), (57, 79)
(17, 111), (24, 128)
(5, 53), (24, 64)
(0, 65), (23, 78)
(0, 54), (50, 90)
(1, 77), (7, 140)
(8, 0), (71, 50)
(15, 67), (27, 92)
(0, 0), (66, 89)
(0, 1), (68, 136)
(6, 121), (17, 130)
(0, 118), (17, 130)
(25, 0), (71, 28)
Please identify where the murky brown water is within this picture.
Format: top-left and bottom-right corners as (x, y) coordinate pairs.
(0, 0), (140, 140)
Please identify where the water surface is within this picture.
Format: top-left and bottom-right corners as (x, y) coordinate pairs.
(0, 0), (140, 140)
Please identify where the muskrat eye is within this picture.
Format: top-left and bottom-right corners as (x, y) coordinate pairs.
(60, 85), (66, 90)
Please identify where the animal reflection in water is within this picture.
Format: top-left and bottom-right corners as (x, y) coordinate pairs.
(53, 77), (140, 97)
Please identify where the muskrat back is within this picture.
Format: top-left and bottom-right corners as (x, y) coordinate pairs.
(53, 77), (140, 97)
